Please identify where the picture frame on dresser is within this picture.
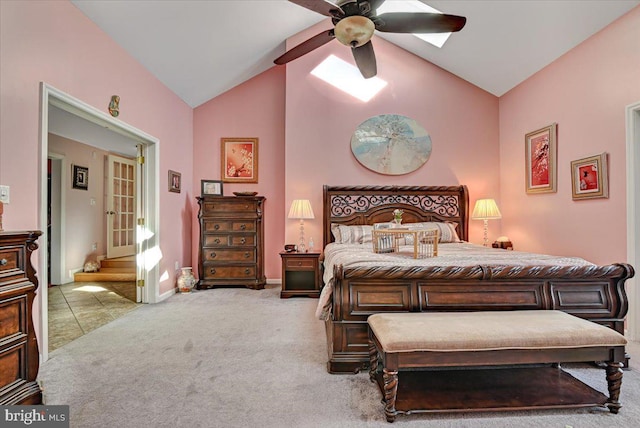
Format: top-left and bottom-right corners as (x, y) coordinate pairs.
(201, 179), (223, 196)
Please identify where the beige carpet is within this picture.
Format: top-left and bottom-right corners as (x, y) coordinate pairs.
(38, 284), (640, 427)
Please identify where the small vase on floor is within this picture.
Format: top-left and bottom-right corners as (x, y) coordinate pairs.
(177, 267), (196, 293)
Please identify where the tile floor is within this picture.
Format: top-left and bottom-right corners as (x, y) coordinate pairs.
(48, 281), (141, 352)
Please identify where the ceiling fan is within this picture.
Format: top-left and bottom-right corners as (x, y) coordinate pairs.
(274, 0), (466, 78)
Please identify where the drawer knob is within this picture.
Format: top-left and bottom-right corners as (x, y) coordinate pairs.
(244, 252), (250, 259)
(0, 258), (7, 266)
(240, 224), (246, 230)
(210, 252), (217, 258)
(214, 224), (220, 230)
(297, 262), (302, 266)
(245, 268), (250, 275)
(214, 238), (221, 244)
(210, 268), (216, 274)
(240, 238), (246, 244)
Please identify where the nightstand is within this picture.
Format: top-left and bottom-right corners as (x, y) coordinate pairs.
(280, 251), (321, 298)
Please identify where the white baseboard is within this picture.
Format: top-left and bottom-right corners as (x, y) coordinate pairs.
(266, 278), (282, 285)
(157, 287), (176, 302)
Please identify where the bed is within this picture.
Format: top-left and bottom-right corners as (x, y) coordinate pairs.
(319, 185), (634, 374)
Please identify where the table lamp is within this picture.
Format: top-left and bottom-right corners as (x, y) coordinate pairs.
(288, 199), (314, 252)
(471, 198), (502, 246)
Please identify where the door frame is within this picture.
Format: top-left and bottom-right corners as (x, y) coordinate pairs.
(47, 153), (66, 285)
(39, 82), (161, 362)
(626, 100), (640, 341)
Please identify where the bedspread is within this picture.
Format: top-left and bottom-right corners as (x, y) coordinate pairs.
(316, 242), (594, 320)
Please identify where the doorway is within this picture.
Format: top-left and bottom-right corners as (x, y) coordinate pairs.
(626, 100), (640, 341)
(39, 83), (160, 362)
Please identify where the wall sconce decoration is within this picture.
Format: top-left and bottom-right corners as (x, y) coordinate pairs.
(471, 199), (502, 246)
(288, 199), (314, 252)
(108, 95), (120, 117)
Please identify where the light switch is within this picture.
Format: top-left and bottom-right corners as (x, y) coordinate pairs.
(0, 185), (9, 204)
(90, 198), (96, 206)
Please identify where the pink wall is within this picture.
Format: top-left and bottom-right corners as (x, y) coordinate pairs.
(499, 6), (640, 264)
(49, 135), (109, 279)
(192, 67), (286, 279)
(284, 23), (501, 246)
(0, 0), (193, 314)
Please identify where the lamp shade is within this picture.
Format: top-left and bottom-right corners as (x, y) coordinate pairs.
(288, 199), (315, 220)
(471, 199), (502, 220)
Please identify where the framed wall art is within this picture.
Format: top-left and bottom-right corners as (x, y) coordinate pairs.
(72, 165), (89, 190)
(168, 170), (181, 193)
(570, 152), (609, 200)
(201, 179), (223, 197)
(351, 114), (432, 175)
(221, 138), (258, 183)
(525, 123), (557, 194)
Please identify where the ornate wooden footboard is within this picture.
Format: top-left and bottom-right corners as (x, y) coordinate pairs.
(326, 262), (633, 373)
(321, 185), (634, 374)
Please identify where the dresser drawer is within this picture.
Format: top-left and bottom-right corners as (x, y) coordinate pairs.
(202, 264), (256, 279)
(203, 249), (255, 262)
(203, 220), (256, 233)
(202, 200), (258, 213)
(0, 294), (28, 339)
(203, 234), (256, 247)
(0, 247), (21, 274)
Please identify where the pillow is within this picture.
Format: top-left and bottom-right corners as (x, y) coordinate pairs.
(330, 223), (342, 243)
(404, 222), (461, 243)
(331, 224), (374, 244)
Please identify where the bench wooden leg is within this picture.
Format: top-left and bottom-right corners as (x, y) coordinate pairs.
(383, 368), (398, 422)
(368, 339), (378, 382)
(605, 361), (623, 414)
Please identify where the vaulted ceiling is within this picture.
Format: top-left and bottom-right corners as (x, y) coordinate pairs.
(71, 0), (639, 108)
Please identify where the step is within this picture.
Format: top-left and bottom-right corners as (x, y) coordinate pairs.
(98, 267), (136, 273)
(74, 271), (136, 282)
(100, 257), (136, 269)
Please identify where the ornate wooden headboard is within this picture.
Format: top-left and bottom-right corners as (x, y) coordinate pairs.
(322, 185), (469, 248)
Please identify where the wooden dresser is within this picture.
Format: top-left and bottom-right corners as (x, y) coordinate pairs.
(0, 231), (42, 405)
(196, 196), (266, 290)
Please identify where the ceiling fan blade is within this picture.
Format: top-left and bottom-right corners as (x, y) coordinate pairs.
(288, 0), (344, 18)
(352, 41), (377, 78)
(376, 12), (466, 33)
(274, 29), (336, 65)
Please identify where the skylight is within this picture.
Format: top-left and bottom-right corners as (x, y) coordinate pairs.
(310, 55), (388, 102)
(376, 0), (452, 48)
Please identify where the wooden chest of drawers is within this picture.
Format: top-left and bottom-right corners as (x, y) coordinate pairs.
(0, 231), (42, 405)
(196, 196), (266, 290)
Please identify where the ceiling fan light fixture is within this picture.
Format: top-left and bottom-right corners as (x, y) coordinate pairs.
(334, 15), (375, 48)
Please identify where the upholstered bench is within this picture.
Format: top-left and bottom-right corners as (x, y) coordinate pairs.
(367, 310), (627, 423)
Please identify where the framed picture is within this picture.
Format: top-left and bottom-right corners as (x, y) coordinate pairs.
(168, 170), (181, 193)
(525, 123), (557, 194)
(72, 165), (89, 190)
(570, 152), (609, 200)
(221, 137), (258, 183)
(201, 179), (223, 197)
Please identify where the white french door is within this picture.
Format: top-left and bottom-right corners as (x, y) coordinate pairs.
(106, 154), (137, 259)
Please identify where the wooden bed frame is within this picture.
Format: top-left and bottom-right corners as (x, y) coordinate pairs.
(322, 185), (634, 374)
